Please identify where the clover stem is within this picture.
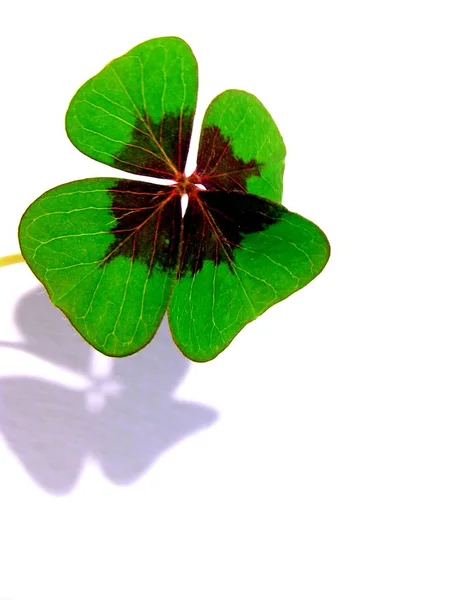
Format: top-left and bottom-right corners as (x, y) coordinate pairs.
(0, 253), (25, 268)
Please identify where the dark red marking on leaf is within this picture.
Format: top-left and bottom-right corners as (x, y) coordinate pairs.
(107, 180), (181, 273)
(193, 126), (262, 193)
(179, 190), (283, 277)
(113, 112), (194, 179)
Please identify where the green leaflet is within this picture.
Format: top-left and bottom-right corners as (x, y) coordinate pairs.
(19, 37), (330, 362)
(19, 179), (181, 356)
(194, 90), (286, 202)
(169, 192), (329, 361)
(66, 37), (198, 179)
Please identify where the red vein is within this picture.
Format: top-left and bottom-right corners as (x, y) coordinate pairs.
(199, 127), (221, 174)
(177, 111), (184, 174)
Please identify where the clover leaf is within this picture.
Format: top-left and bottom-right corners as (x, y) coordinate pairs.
(18, 37), (330, 362)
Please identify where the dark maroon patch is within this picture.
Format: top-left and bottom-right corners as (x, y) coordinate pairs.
(179, 191), (283, 276)
(194, 126), (262, 193)
(107, 180), (181, 274)
(113, 112), (194, 179)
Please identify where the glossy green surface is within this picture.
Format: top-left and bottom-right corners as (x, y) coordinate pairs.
(19, 179), (180, 356)
(169, 194), (330, 361)
(19, 37), (330, 361)
(66, 37), (198, 178)
(195, 90), (286, 202)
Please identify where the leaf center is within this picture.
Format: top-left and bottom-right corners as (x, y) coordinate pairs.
(175, 172), (202, 196)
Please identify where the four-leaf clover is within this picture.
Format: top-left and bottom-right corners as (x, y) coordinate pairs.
(19, 37), (330, 362)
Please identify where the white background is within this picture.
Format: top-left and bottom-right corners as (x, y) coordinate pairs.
(0, 1), (463, 598)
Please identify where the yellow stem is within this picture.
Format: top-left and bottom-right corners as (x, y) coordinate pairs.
(0, 253), (25, 268)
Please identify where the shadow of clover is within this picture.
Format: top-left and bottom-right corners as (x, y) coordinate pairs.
(0, 287), (218, 494)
